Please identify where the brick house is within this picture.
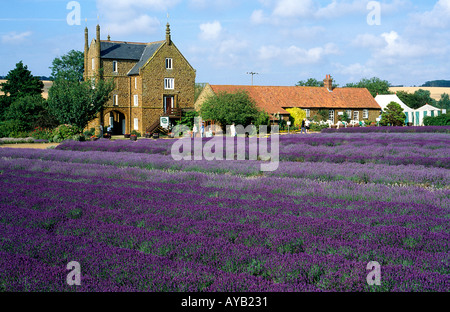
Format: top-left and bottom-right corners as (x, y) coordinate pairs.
(85, 24), (196, 135)
(195, 75), (381, 125)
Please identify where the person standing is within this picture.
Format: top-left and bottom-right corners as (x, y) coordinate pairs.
(192, 123), (198, 138)
(230, 122), (236, 137)
(301, 119), (306, 134)
(305, 119), (310, 133)
(99, 124), (103, 137)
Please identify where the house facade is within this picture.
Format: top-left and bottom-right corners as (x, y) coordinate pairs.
(85, 24), (196, 135)
(195, 75), (381, 125)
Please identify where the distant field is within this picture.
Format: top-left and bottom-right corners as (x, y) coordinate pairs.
(390, 87), (450, 101)
(0, 80), (52, 99)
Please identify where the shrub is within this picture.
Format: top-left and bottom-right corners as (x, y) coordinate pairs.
(285, 108), (307, 128)
(423, 113), (450, 126)
(30, 127), (53, 140)
(51, 124), (80, 143)
(0, 120), (29, 138)
(130, 130), (141, 137)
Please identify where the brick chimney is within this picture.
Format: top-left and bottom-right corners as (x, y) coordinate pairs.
(84, 27), (89, 81)
(166, 23), (171, 45)
(324, 74), (333, 91)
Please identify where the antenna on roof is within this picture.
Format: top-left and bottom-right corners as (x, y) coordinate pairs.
(247, 72), (259, 86)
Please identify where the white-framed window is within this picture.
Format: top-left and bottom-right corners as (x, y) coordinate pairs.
(135, 77), (137, 90)
(113, 94), (118, 106)
(346, 110), (352, 118)
(305, 109), (310, 118)
(134, 118), (139, 130)
(134, 94), (139, 107)
(363, 109), (369, 119)
(166, 58), (173, 69)
(164, 78), (174, 90)
(353, 111), (360, 121)
(113, 60), (118, 73)
(329, 109), (335, 123)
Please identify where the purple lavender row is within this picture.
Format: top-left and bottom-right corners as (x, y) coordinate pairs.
(2, 173), (448, 264)
(1, 147), (449, 189)
(321, 126), (450, 134)
(2, 170), (448, 229)
(53, 135), (450, 168)
(0, 222), (313, 292)
(1, 155), (448, 209)
(1, 203), (448, 292)
(4, 196), (447, 277)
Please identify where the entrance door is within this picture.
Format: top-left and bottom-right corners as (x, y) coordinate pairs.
(164, 96), (174, 114)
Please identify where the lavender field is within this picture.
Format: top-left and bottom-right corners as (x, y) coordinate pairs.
(0, 132), (449, 292)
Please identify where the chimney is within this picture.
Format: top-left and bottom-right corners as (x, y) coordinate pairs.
(95, 24), (101, 78)
(324, 74), (333, 91)
(84, 27), (89, 81)
(166, 23), (171, 45)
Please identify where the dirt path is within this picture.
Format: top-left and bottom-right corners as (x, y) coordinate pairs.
(0, 143), (59, 149)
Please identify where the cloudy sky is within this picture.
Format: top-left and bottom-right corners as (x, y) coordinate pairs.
(1, 0), (449, 87)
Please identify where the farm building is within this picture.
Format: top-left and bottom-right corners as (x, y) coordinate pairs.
(414, 104), (445, 126)
(84, 24), (196, 135)
(375, 94), (415, 125)
(195, 75), (382, 125)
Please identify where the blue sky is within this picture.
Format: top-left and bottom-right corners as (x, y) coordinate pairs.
(1, 0), (449, 87)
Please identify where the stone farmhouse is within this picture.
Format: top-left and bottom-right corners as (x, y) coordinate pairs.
(195, 75), (382, 125)
(85, 24), (196, 135)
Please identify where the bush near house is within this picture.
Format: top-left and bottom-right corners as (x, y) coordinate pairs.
(423, 113), (450, 126)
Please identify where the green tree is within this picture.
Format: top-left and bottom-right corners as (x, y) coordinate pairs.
(396, 89), (436, 110)
(200, 91), (261, 130)
(176, 110), (199, 129)
(49, 50), (84, 82)
(296, 77), (339, 88)
(437, 93), (450, 110)
(380, 101), (405, 126)
(4, 95), (57, 132)
(0, 61), (44, 119)
(345, 77), (391, 97)
(47, 77), (115, 131)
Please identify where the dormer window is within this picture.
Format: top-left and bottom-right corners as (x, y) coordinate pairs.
(166, 58), (173, 69)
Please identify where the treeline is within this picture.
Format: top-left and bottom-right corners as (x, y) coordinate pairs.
(422, 80), (450, 87)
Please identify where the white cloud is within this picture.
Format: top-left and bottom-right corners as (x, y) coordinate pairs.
(272, 0), (315, 17)
(415, 0), (450, 28)
(351, 33), (385, 49)
(105, 15), (160, 37)
(1, 31), (32, 44)
(199, 21), (222, 40)
(96, 0), (179, 37)
(258, 43), (339, 65)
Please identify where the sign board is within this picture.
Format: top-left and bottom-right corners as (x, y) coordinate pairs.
(286, 121), (291, 126)
(376, 118), (381, 122)
(160, 117), (169, 129)
(338, 112), (343, 116)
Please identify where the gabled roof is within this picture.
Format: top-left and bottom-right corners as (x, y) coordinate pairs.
(100, 40), (165, 76)
(415, 104), (442, 112)
(375, 94), (414, 112)
(209, 85), (381, 115)
(128, 41), (164, 76)
(100, 41), (147, 60)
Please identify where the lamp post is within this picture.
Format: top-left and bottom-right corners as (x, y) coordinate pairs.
(247, 72), (259, 86)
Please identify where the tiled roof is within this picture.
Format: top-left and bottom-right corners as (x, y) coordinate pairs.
(209, 85), (381, 115)
(100, 41), (147, 60)
(128, 42), (164, 76)
(100, 40), (165, 76)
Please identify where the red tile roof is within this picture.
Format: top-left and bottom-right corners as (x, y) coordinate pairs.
(209, 85), (381, 115)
